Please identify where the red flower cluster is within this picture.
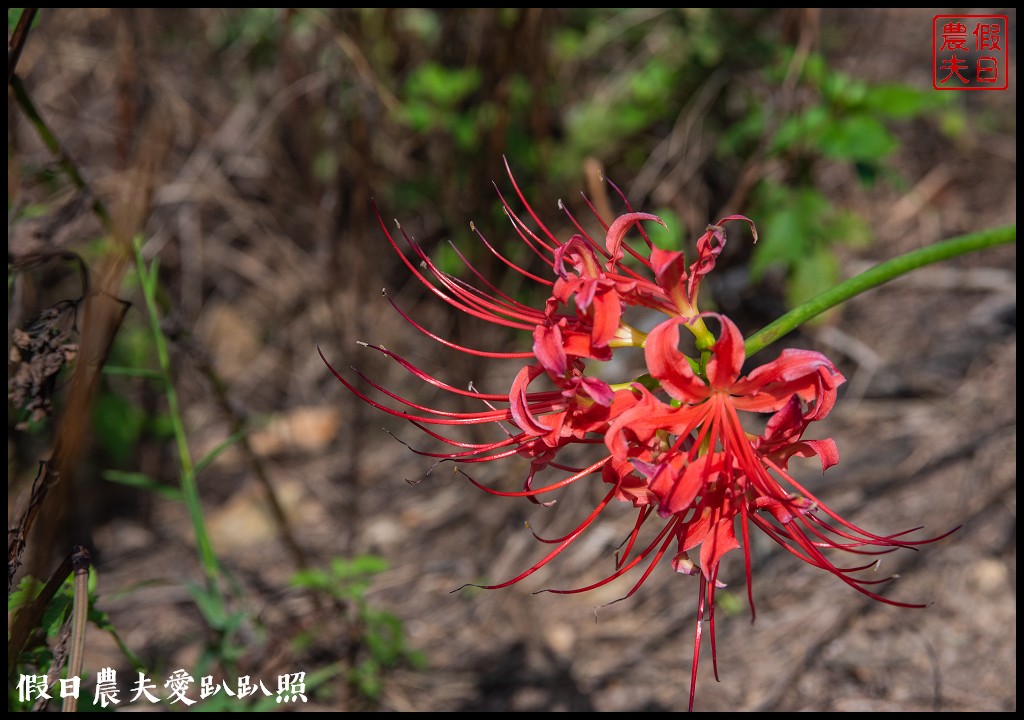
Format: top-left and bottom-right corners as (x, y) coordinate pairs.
(322, 163), (943, 710)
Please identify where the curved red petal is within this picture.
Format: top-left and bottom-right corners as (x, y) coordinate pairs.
(509, 365), (553, 436)
(645, 318), (707, 402)
(533, 322), (567, 377)
(704, 314), (746, 389)
(605, 212), (665, 269)
(650, 454), (717, 518)
(698, 517), (742, 582)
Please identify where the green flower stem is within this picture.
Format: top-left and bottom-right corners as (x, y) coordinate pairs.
(744, 224), (1016, 358)
(134, 239), (226, 620)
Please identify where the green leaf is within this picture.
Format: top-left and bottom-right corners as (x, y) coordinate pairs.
(93, 391), (146, 466)
(402, 101), (433, 133)
(186, 583), (228, 630)
(451, 113), (480, 150)
(827, 209), (873, 249)
(553, 27), (584, 60)
(330, 556), (376, 582)
(291, 568), (331, 591)
(787, 247), (839, 311)
(749, 188), (828, 279)
(629, 58), (673, 104)
(9, 575), (44, 613)
(194, 427), (250, 475)
(718, 107), (764, 156)
(431, 242), (465, 277)
(107, 317), (155, 371)
(41, 576), (74, 637)
(645, 208), (684, 250)
(404, 62), (481, 108)
(346, 555), (390, 576)
(770, 106), (829, 154)
(939, 107), (969, 139)
(364, 610), (404, 665)
(818, 115), (897, 162)
(822, 71), (867, 106)
(103, 470), (183, 501)
(862, 83), (946, 119)
(349, 658), (384, 699)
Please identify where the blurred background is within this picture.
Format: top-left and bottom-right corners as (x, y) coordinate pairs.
(8, 8), (1015, 711)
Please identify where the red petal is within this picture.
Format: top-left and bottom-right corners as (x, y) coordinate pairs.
(704, 314), (745, 389)
(604, 387), (692, 460)
(687, 215), (757, 304)
(605, 212), (664, 269)
(645, 318), (707, 402)
(768, 438), (840, 472)
(553, 235), (602, 279)
(671, 551), (700, 576)
(509, 365), (552, 436)
(533, 323), (567, 376)
(578, 376), (615, 406)
(650, 247), (691, 313)
(589, 287), (622, 349)
(733, 349), (844, 416)
(698, 517), (741, 581)
(650, 454), (716, 517)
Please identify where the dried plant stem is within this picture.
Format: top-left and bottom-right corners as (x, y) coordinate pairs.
(193, 351), (312, 574)
(61, 547), (91, 713)
(7, 9), (38, 83)
(7, 551), (73, 678)
(9, 74), (113, 230)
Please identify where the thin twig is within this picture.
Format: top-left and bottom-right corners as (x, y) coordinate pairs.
(8, 462), (57, 595)
(9, 74), (113, 230)
(191, 343), (312, 573)
(7, 8), (38, 84)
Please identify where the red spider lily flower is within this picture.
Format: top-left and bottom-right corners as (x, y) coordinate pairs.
(319, 160), (736, 492)
(322, 162), (950, 712)
(599, 312), (947, 709)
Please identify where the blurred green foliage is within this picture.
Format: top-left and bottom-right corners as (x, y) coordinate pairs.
(291, 557), (427, 702)
(210, 8), (965, 314)
(722, 51), (957, 307)
(9, 568), (141, 712)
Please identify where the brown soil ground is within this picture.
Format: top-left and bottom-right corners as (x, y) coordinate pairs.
(8, 8), (1015, 712)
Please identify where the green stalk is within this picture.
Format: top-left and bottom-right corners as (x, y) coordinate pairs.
(744, 225), (1016, 357)
(133, 239), (226, 622)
